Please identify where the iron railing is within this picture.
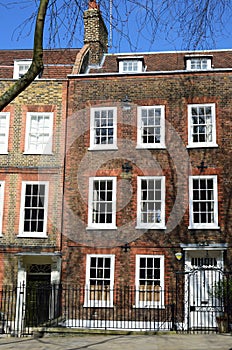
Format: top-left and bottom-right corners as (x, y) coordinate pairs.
(0, 276), (231, 336)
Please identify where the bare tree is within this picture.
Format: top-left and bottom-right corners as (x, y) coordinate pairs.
(0, 0), (49, 111)
(0, 0), (231, 111)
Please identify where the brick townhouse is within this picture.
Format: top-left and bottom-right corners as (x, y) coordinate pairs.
(0, 0), (231, 333)
(0, 48), (79, 325)
(61, 1), (232, 331)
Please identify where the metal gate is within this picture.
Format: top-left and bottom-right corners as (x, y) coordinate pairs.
(180, 267), (232, 332)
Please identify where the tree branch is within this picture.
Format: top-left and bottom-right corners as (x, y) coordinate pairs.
(0, 0), (49, 111)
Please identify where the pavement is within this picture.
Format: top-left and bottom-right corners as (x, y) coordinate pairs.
(0, 333), (232, 350)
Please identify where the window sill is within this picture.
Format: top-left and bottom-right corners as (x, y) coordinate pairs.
(119, 70), (143, 74)
(17, 234), (48, 238)
(187, 144), (218, 149)
(134, 304), (165, 309)
(0, 152), (8, 155)
(83, 303), (114, 308)
(136, 225), (166, 230)
(136, 145), (166, 150)
(188, 225), (220, 230)
(23, 152), (54, 155)
(86, 226), (117, 230)
(88, 146), (118, 151)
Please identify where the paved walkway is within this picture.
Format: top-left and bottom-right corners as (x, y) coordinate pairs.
(0, 334), (232, 350)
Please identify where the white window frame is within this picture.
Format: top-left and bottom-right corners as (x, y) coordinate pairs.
(188, 103), (217, 148)
(189, 175), (219, 229)
(0, 182), (5, 236)
(137, 106), (165, 148)
(24, 112), (53, 154)
(13, 60), (32, 79)
(89, 107), (117, 150)
(137, 176), (165, 229)
(84, 254), (115, 307)
(88, 177), (117, 229)
(135, 255), (165, 308)
(0, 112), (10, 154)
(186, 57), (212, 70)
(18, 181), (49, 238)
(118, 59), (144, 73)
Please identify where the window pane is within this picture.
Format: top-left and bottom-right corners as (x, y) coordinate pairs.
(91, 179), (114, 225)
(93, 109), (115, 146)
(139, 178), (163, 225)
(191, 177), (216, 225)
(140, 107), (163, 145)
(138, 256), (162, 304)
(89, 256), (112, 302)
(0, 115), (8, 153)
(23, 184), (46, 233)
(27, 114), (52, 152)
(190, 105), (214, 144)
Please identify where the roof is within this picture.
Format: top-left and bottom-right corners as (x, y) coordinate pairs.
(88, 50), (232, 74)
(0, 48), (80, 79)
(1, 48), (232, 79)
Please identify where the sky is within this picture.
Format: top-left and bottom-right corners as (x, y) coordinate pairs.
(0, 1), (232, 53)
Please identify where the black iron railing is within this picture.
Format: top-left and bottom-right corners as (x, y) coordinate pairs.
(0, 276), (231, 336)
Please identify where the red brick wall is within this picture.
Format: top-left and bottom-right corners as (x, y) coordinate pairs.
(62, 70), (232, 285)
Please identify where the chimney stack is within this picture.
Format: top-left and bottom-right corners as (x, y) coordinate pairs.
(84, 0), (108, 66)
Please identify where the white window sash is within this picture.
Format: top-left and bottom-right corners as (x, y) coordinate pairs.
(0, 113), (10, 154)
(24, 112), (53, 154)
(119, 60), (144, 73)
(18, 181), (49, 237)
(186, 58), (212, 70)
(187, 103), (217, 147)
(136, 176), (166, 229)
(135, 255), (165, 308)
(189, 175), (219, 229)
(13, 60), (32, 79)
(87, 177), (117, 229)
(84, 254), (115, 307)
(89, 107), (117, 150)
(0, 182), (5, 236)
(137, 106), (165, 148)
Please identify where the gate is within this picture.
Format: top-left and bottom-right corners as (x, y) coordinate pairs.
(177, 267), (232, 332)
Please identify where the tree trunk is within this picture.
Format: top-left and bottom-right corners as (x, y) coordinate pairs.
(0, 0), (49, 111)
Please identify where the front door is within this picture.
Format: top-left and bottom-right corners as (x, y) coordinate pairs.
(25, 264), (51, 326)
(185, 251), (224, 330)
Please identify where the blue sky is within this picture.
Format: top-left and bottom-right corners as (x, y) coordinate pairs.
(0, 1), (232, 53)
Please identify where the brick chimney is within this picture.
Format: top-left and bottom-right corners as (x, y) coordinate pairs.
(84, 0), (108, 66)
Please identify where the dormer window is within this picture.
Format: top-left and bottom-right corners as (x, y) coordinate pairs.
(13, 60), (32, 79)
(185, 56), (212, 70)
(118, 57), (145, 73)
(123, 60), (138, 72)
